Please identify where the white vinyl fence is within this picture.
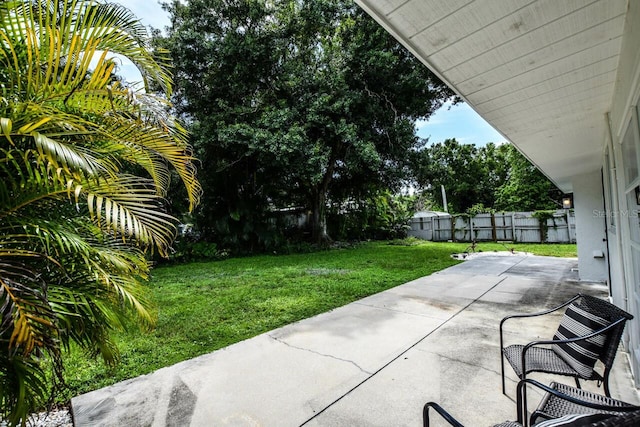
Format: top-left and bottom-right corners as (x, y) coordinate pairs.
(408, 211), (576, 243)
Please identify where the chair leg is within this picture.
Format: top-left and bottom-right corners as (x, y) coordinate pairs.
(521, 374), (528, 427)
(501, 353), (506, 395)
(516, 378), (530, 427)
(422, 402), (464, 427)
(574, 377), (581, 389)
(603, 371), (611, 397)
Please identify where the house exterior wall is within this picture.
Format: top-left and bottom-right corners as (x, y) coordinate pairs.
(572, 171), (607, 282)
(604, 0), (640, 387)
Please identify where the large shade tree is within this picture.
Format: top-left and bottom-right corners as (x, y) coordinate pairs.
(160, 0), (457, 248)
(411, 139), (489, 213)
(494, 144), (563, 211)
(411, 140), (562, 213)
(0, 0), (200, 423)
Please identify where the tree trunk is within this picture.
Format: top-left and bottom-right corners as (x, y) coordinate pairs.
(310, 148), (340, 245)
(311, 189), (331, 245)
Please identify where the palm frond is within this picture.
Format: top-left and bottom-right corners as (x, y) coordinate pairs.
(101, 117), (201, 209)
(86, 175), (178, 254)
(1, 148), (178, 254)
(0, 351), (51, 426)
(0, 147), (86, 214)
(0, 118), (14, 146)
(0, 1), (200, 422)
(0, 261), (58, 357)
(1, 0), (168, 92)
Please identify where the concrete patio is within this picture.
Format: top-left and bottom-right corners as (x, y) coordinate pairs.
(71, 253), (640, 426)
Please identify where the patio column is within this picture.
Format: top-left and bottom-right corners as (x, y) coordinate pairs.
(572, 170), (608, 282)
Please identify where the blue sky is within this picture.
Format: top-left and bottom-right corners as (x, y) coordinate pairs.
(415, 101), (506, 147)
(117, 0), (506, 147)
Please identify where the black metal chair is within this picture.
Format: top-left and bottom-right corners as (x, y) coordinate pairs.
(499, 294), (633, 398)
(423, 379), (640, 427)
(423, 402), (520, 427)
(520, 379), (640, 426)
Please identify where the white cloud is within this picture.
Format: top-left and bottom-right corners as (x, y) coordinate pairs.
(103, 1), (171, 85)
(121, 0), (170, 30)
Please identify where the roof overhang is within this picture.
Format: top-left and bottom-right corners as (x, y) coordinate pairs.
(355, 0), (628, 192)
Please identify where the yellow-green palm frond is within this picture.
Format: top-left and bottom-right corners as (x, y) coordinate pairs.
(86, 175), (178, 255)
(68, 0), (173, 94)
(0, 146), (94, 215)
(0, 261), (58, 357)
(0, 349), (52, 427)
(48, 284), (122, 364)
(0, 261), (62, 423)
(62, 82), (202, 210)
(46, 233), (154, 330)
(0, 216), (154, 321)
(0, 0), (172, 96)
(1, 0), (200, 212)
(0, 1), (200, 422)
(1, 148), (179, 255)
(101, 115), (201, 210)
(0, 217), (154, 365)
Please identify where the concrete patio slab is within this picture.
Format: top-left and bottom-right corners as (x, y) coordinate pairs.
(268, 303), (445, 374)
(71, 254), (640, 426)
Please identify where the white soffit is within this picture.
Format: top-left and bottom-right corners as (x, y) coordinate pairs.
(355, 0), (628, 192)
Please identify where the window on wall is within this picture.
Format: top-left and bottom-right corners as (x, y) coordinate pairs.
(604, 148), (616, 230)
(627, 189), (640, 241)
(623, 106), (640, 387)
(622, 110), (639, 187)
(623, 108), (640, 242)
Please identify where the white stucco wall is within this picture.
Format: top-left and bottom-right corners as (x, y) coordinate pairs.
(607, 1), (640, 387)
(572, 171), (607, 282)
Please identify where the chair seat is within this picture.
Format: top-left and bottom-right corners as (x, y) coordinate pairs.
(533, 382), (636, 422)
(503, 345), (603, 380)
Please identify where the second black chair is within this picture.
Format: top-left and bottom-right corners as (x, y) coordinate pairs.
(499, 294), (633, 398)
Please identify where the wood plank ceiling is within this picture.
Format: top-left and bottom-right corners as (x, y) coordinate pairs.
(355, 0), (628, 191)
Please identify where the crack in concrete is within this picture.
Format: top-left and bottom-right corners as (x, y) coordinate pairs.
(298, 276), (509, 426)
(436, 352), (505, 378)
(268, 334), (373, 375)
(352, 301), (452, 321)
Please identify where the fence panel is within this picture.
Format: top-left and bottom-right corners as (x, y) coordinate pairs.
(433, 216), (452, 241)
(408, 210), (575, 243)
(512, 212), (541, 242)
(471, 214), (494, 241)
(453, 216), (471, 241)
(408, 216), (433, 240)
(546, 212), (567, 243)
(494, 213), (514, 241)
(545, 211), (576, 243)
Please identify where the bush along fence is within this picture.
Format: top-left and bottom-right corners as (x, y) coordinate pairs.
(408, 210), (576, 243)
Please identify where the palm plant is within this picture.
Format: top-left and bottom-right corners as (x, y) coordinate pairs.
(0, 0), (201, 424)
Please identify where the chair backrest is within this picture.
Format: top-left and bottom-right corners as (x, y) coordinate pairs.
(578, 294), (633, 368)
(587, 409), (640, 426)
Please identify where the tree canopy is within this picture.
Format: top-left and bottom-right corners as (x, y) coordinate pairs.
(411, 139), (562, 213)
(159, 0), (458, 249)
(494, 144), (563, 211)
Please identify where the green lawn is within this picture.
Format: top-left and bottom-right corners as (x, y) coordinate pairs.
(60, 240), (576, 401)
